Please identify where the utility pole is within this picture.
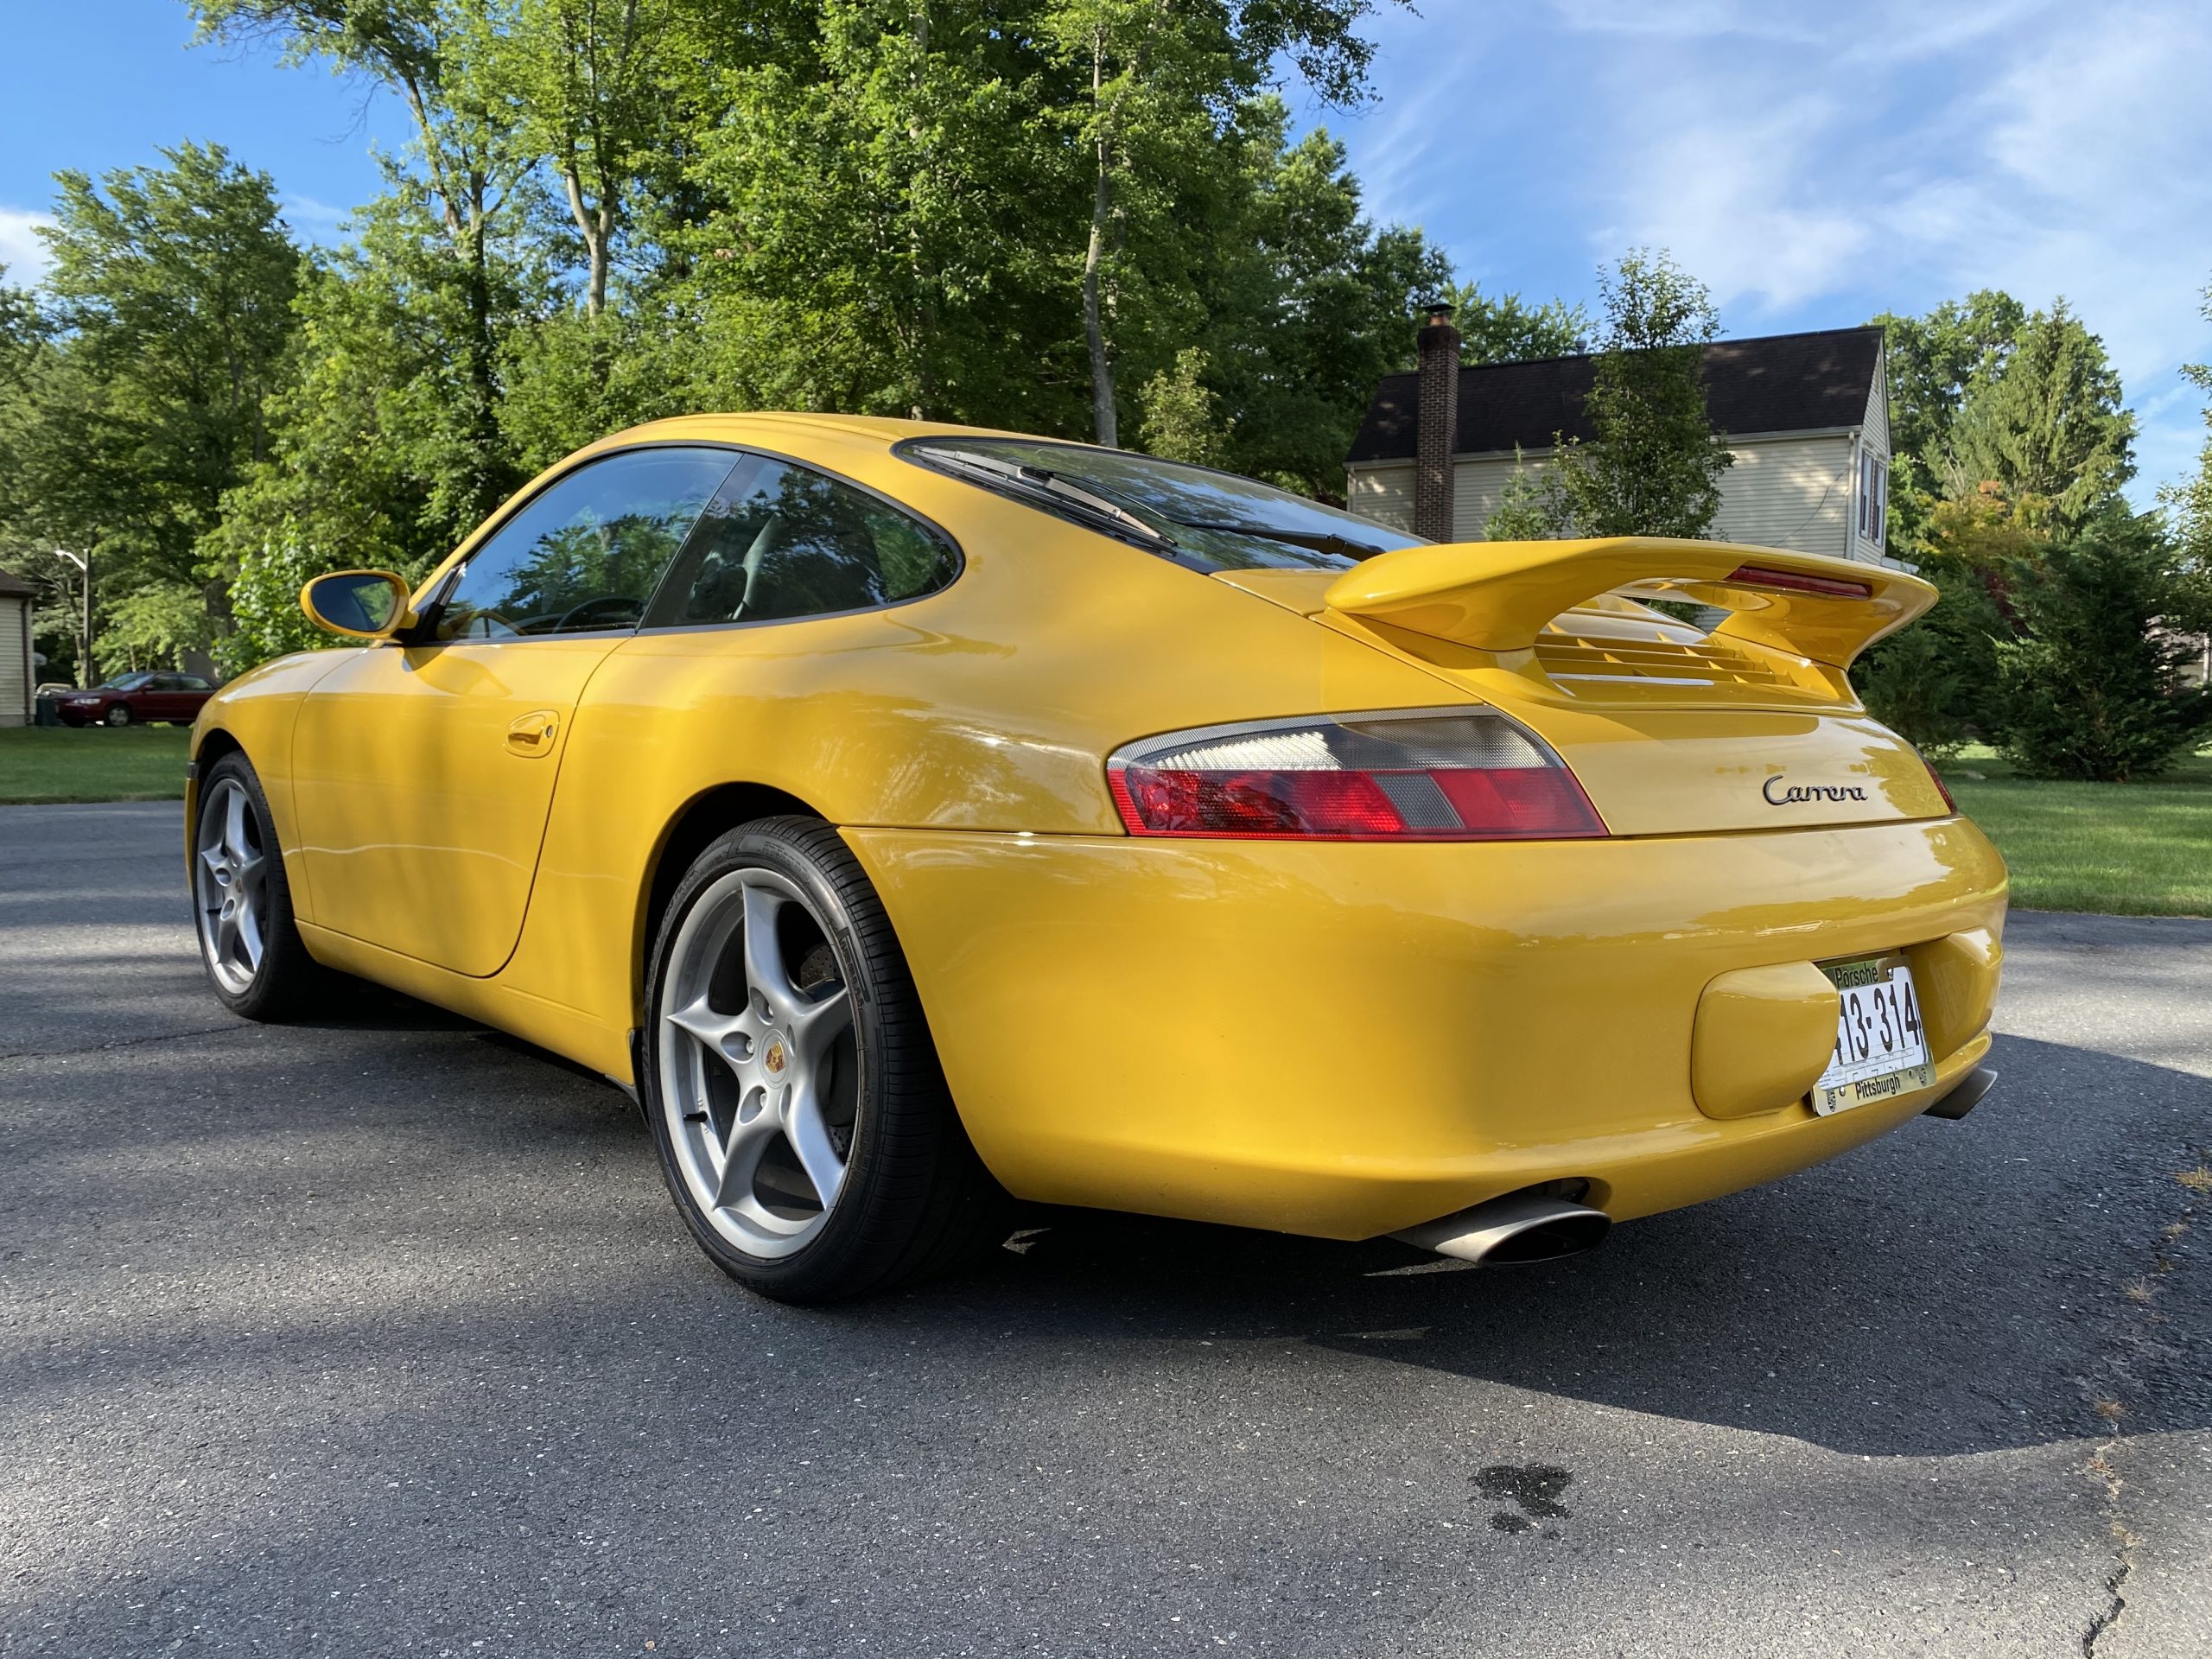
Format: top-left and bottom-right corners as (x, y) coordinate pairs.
(52, 548), (92, 686)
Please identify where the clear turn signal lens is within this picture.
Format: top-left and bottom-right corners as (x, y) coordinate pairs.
(1106, 709), (1607, 841)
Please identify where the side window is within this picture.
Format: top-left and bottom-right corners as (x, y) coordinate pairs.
(646, 457), (958, 629)
(433, 448), (738, 642)
(1858, 451), (1887, 544)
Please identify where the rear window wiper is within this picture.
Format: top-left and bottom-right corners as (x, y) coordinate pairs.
(919, 448), (1176, 548)
(1165, 520), (1397, 561)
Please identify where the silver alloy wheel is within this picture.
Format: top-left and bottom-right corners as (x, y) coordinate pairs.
(656, 868), (859, 1259)
(194, 777), (268, 995)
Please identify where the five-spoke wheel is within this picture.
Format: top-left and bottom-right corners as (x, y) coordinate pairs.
(643, 817), (1001, 1302)
(657, 868), (859, 1257)
(194, 774), (269, 996)
(190, 753), (327, 1020)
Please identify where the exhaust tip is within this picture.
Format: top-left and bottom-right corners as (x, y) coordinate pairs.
(1923, 1065), (1997, 1122)
(1391, 1189), (1612, 1266)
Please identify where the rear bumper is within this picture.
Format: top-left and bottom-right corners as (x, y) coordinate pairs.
(846, 817), (2008, 1240)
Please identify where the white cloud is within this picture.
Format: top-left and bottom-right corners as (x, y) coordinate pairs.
(0, 207), (54, 287)
(283, 192), (349, 234)
(1334, 0), (2212, 502)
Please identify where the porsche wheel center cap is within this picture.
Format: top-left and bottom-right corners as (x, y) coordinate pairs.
(764, 1038), (789, 1077)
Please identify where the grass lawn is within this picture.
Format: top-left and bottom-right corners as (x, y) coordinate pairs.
(0, 724), (193, 804)
(1942, 744), (2212, 918)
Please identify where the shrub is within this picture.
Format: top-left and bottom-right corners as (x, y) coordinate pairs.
(1993, 518), (2212, 780)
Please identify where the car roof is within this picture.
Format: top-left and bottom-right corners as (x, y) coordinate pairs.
(580, 411), (1074, 456)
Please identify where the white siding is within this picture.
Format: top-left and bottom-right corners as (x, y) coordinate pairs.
(1347, 454), (1560, 541)
(1708, 435), (1858, 559)
(1348, 432), (1861, 560)
(0, 596), (30, 728)
(1345, 465), (1415, 533)
(1863, 358), (1889, 459)
(1849, 361), (1892, 563)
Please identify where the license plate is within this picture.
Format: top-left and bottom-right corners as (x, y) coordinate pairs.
(1812, 957), (1934, 1115)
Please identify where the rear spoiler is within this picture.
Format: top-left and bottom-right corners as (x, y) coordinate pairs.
(1322, 536), (1936, 668)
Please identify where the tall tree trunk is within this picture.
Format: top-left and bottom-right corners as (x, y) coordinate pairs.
(908, 3), (936, 421)
(462, 176), (506, 523)
(1083, 32), (1116, 448)
(561, 162), (611, 317)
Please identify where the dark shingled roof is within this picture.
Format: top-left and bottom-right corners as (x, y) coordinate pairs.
(1347, 325), (1885, 464)
(0, 571), (39, 599)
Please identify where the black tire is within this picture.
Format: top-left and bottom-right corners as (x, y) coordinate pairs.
(642, 817), (1004, 1303)
(190, 752), (333, 1021)
(105, 704), (132, 728)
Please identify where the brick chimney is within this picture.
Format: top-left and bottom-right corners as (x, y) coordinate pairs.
(1413, 302), (1461, 542)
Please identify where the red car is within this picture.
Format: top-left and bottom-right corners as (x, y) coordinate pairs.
(57, 671), (218, 728)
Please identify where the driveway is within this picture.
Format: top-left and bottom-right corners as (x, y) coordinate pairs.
(3, 802), (2208, 1657)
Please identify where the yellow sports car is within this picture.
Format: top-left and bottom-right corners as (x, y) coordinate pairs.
(188, 415), (2006, 1301)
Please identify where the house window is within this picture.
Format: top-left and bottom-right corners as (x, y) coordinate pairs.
(1857, 450), (1888, 548)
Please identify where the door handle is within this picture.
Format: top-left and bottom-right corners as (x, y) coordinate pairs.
(505, 710), (559, 757)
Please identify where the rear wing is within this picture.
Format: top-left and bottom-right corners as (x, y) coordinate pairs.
(1322, 537), (1935, 669)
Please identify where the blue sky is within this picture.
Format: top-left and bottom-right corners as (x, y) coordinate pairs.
(3, 0), (2209, 500)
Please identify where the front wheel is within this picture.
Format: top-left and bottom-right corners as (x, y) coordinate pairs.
(104, 704), (132, 728)
(643, 817), (1002, 1303)
(192, 753), (331, 1020)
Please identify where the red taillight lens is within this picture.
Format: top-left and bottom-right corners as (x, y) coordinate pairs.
(1106, 709), (1607, 841)
(1725, 563), (1873, 599)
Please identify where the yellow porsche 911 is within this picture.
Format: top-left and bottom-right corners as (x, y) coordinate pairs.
(188, 414), (2005, 1301)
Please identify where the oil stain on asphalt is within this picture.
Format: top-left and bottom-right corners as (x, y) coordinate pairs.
(1477, 1464), (1573, 1536)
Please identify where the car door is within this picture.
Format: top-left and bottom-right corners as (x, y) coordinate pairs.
(289, 445), (740, 976)
(144, 675), (190, 721)
(173, 674), (216, 721)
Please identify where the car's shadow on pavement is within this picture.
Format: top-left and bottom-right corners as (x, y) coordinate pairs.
(901, 1031), (2211, 1459)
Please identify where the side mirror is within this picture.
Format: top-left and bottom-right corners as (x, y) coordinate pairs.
(301, 570), (416, 640)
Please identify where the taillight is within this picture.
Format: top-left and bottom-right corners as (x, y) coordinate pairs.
(1725, 563), (1873, 599)
(1916, 747), (1958, 813)
(1106, 709), (1607, 841)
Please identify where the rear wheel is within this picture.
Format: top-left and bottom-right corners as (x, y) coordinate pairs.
(643, 817), (1001, 1303)
(192, 753), (330, 1020)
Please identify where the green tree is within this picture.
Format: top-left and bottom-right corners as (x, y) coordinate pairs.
(485, 0), (677, 319)
(1551, 248), (1732, 538)
(1993, 515), (2211, 780)
(1198, 111), (1449, 499)
(2159, 279), (2212, 633)
(1484, 447), (1572, 540)
(1869, 290), (2024, 553)
(194, 0), (537, 528)
(1439, 278), (1587, 365)
(1044, 0), (1401, 446)
(0, 143), (301, 672)
(1855, 486), (2031, 748)
(1136, 346), (1230, 466)
(675, 1), (1080, 431)
(205, 187), (543, 672)
(1945, 300), (2133, 539)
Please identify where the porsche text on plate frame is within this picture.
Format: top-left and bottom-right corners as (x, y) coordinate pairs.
(184, 413), (2008, 1303)
(1813, 956), (1937, 1116)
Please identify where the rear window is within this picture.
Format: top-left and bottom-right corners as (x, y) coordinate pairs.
(899, 437), (1424, 572)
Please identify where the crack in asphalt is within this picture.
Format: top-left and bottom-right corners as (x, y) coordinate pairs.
(0, 1020), (251, 1065)
(2079, 1148), (2209, 1656)
(2082, 1444), (2136, 1657)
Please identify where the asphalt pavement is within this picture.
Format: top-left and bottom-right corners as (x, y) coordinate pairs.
(3, 801), (2208, 1658)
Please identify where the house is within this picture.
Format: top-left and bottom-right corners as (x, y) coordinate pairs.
(1344, 315), (1897, 565)
(0, 571), (35, 728)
